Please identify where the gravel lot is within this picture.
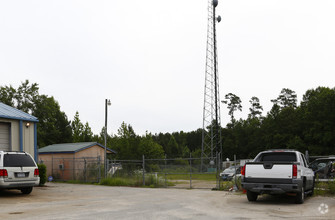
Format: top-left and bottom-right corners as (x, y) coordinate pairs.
(0, 183), (334, 220)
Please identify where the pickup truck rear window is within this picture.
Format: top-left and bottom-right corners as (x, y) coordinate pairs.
(4, 154), (36, 167)
(257, 152), (297, 162)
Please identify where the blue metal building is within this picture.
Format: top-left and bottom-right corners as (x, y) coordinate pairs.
(0, 102), (39, 160)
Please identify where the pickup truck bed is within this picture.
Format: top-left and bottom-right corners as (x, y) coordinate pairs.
(242, 162), (302, 193)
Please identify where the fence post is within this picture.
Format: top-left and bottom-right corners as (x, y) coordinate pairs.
(218, 152), (221, 189)
(164, 154), (167, 188)
(98, 156), (101, 183)
(216, 152), (220, 189)
(62, 159), (65, 181)
(84, 158), (87, 183)
(142, 155), (145, 186)
(73, 157), (75, 181)
(190, 153), (192, 189)
(51, 156), (54, 177)
(234, 154), (237, 190)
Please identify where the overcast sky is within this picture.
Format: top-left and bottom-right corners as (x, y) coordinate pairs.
(1, 0), (335, 136)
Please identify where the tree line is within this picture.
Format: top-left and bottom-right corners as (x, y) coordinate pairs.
(1, 80), (334, 160)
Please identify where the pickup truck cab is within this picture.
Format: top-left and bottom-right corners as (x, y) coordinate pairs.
(241, 149), (314, 204)
(0, 151), (40, 194)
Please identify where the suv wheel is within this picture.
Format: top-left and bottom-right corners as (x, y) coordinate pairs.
(21, 187), (33, 195)
(246, 190), (258, 202)
(295, 186), (305, 204)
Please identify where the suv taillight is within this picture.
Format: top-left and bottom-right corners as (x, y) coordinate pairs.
(0, 169), (8, 177)
(34, 169), (39, 177)
(241, 164), (246, 176)
(292, 164), (297, 179)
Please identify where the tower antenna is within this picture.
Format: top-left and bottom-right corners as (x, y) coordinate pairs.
(201, 0), (222, 182)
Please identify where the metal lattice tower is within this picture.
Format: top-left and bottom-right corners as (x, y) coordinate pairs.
(201, 0), (222, 172)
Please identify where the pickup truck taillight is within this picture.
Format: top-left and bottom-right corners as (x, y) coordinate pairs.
(241, 164), (246, 176)
(292, 164), (297, 179)
(34, 169), (39, 177)
(0, 169), (8, 178)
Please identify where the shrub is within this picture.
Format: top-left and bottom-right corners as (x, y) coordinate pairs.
(38, 164), (47, 186)
(328, 179), (335, 194)
(220, 181), (234, 191)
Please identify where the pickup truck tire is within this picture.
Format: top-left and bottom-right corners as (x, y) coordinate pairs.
(295, 186), (304, 204)
(246, 190), (258, 202)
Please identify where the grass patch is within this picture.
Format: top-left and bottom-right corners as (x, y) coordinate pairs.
(315, 179), (335, 196)
(100, 174), (172, 188)
(100, 177), (135, 186)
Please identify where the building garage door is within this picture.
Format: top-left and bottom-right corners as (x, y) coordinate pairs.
(0, 123), (10, 151)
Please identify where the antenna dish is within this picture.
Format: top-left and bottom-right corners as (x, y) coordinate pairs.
(213, 0), (218, 7)
(217, 16), (221, 23)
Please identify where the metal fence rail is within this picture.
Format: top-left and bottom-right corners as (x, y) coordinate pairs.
(40, 155), (222, 189)
(40, 156), (102, 183)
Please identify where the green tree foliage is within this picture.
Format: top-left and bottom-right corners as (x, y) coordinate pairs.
(139, 133), (164, 159)
(34, 95), (72, 147)
(72, 111), (84, 142)
(0, 80), (72, 147)
(185, 129), (203, 152)
(83, 122), (94, 142)
(300, 87), (335, 155)
(220, 87), (335, 159)
(108, 87), (335, 159)
(71, 111), (94, 142)
(15, 80), (39, 114)
(166, 135), (180, 158)
(0, 85), (16, 106)
(222, 93), (242, 124)
(2, 81), (333, 159)
(248, 96), (263, 119)
(271, 88), (297, 109)
(113, 122), (141, 160)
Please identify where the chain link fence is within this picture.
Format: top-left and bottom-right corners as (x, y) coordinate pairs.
(40, 155), (246, 189)
(40, 156), (102, 183)
(106, 156), (220, 189)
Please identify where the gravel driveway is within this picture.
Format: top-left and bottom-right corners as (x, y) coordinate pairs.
(0, 183), (334, 219)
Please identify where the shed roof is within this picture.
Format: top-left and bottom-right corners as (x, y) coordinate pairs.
(0, 102), (38, 122)
(38, 142), (116, 154)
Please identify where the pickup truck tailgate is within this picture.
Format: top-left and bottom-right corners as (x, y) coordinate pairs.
(246, 164), (293, 179)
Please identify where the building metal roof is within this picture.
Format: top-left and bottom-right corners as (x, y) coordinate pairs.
(0, 102), (38, 122)
(38, 142), (116, 154)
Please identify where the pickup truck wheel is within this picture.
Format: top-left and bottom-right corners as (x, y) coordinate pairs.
(295, 186), (305, 204)
(21, 187), (33, 195)
(246, 190), (258, 202)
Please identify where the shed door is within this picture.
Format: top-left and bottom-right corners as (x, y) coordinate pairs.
(0, 123), (10, 151)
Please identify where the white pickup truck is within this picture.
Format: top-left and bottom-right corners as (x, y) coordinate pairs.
(241, 150), (314, 204)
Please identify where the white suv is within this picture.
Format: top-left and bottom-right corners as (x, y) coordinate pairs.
(0, 151), (40, 194)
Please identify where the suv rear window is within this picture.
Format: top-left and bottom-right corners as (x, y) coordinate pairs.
(257, 152), (297, 162)
(4, 154), (35, 167)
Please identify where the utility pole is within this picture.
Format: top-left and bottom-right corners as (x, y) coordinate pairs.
(104, 99), (111, 178)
